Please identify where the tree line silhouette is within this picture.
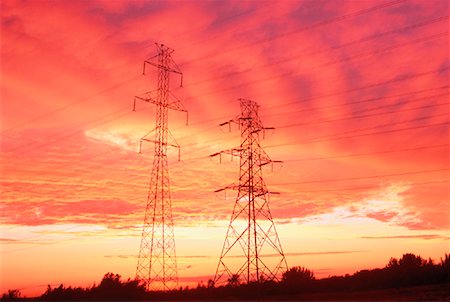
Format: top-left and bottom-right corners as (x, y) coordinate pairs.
(2, 253), (449, 301)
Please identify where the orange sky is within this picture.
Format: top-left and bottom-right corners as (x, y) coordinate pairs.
(1, 0), (449, 297)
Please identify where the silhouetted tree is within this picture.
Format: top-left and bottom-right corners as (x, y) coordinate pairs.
(281, 266), (315, 294)
(39, 273), (145, 301)
(226, 274), (241, 287)
(1, 289), (22, 301)
(31, 253), (450, 301)
(207, 279), (215, 288)
(438, 254), (450, 283)
(40, 284), (87, 301)
(282, 266), (315, 283)
(91, 272), (146, 300)
(399, 253), (425, 268)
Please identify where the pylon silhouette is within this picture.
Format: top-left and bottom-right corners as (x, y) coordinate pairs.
(133, 43), (187, 291)
(211, 98), (288, 286)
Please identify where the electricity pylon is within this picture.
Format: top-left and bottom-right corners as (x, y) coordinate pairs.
(134, 43), (187, 291)
(211, 98), (288, 286)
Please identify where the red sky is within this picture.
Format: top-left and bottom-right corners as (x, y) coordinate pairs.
(1, 0), (449, 296)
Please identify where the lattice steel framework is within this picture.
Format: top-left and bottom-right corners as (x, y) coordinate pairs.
(133, 43), (187, 291)
(211, 98), (288, 286)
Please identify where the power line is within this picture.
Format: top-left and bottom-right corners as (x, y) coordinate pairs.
(185, 0), (408, 66)
(174, 86), (448, 145)
(304, 112), (448, 141)
(271, 168), (449, 186)
(187, 17), (448, 89)
(3, 35), (446, 156)
(4, 109), (447, 186)
(284, 144), (450, 162)
(2, 97), (446, 184)
(1, 75), (140, 134)
(268, 121), (449, 148)
(5, 106), (132, 154)
(2, 6), (445, 149)
(274, 93), (449, 128)
(3, 3), (433, 136)
(277, 100), (450, 132)
(183, 64), (448, 115)
(260, 85), (449, 117)
(273, 179), (449, 193)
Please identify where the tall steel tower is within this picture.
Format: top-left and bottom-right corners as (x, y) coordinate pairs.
(134, 43), (187, 291)
(211, 98), (288, 286)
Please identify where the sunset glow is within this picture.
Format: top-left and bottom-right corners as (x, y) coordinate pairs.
(1, 0), (449, 296)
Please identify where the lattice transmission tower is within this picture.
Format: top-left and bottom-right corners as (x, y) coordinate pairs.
(211, 98), (288, 286)
(133, 43), (187, 291)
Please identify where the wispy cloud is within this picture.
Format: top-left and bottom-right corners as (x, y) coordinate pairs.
(0, 238), (52, 245)
(104, 250), (363, 259)
(103, 254), (212, 259)
(361, 234), (449, 240)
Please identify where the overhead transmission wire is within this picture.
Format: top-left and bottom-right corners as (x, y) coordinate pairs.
(181, 53), (448, 110)
(283, 143), (450, 162)
(180, 55), (449, 120)
(256, 67), (449, 125)
(187, 28), (447, 96)
(260, 85), (449, 119)
(175, 85), (449, 145)
(2, 5), (446, 190)
(271, 179), (449, 194)
(268, 121), (449, 149)
(3, 13), (445, 155)
(1, 75), (141, 134)
(175, 87), (447, 145)
(33, 107), (444, 180)
(271, 168), (449, 186)
(11, 89), (443, 181)
(177, 84), (449, 152)
(178, 95), (449, 154)
(2, 5), (445, 140)
(6, 55), (440, 158)
(180, 16), (449, 110)
(187, 15), (448, 88)
(275, 112), (449, 148)
(174, 0), (290, 52)
(180, 107), (449, 154)
(177, 34), (448, 135)
(0, 1), (299, 137)
(264, 90), (449, 125)
(183, 0), (408, 65)
(11, 111), (448, 213)
(177, 115), (448, 170)
(276, 94), (450, 130)
(177, 2), (442, 99)
(4, 105), (133, 155)
(4, 79), (446, 191)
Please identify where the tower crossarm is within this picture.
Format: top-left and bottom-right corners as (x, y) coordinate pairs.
(133, 92), (187, 113)
(143, 43), (183, 79)
(258, 146), (283, 169)
(209, 147), (243, 163)
(213, 183), (239, 193)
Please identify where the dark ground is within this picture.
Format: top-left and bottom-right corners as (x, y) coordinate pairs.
(262, 283), (450, 301)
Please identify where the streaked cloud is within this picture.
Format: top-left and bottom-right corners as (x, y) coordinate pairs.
(361, 234), (449, 240)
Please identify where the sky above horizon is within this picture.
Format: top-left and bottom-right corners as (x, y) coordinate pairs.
(1, 0), (449, 296)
